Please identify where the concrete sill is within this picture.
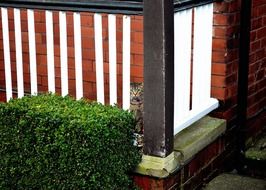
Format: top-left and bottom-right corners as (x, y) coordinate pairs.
(174, 116), (226, 163)
(135, 116), (226, 178)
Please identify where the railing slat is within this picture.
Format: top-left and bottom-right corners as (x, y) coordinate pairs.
(122, 15), (131, 110)
(174, 9), (192, 129)
(74, 12), (83, 100)
(94, 13), (105, 104)
(192, 4), (214, 109)
(200, 3), (213, 101)
(46, 10), (55, 93)
(14, 8), (24, 98)
(108, 14), (117, 106)
(27, 9), (38, 95)
(1, 8), (12, 101)
(59, 11), (68, 96)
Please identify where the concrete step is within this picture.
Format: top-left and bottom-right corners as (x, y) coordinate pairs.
(203, 173), (266, 190)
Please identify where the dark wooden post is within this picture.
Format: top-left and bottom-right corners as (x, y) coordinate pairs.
(143, 0), (174, 158)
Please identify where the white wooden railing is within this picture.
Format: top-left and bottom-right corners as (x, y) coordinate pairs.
(1, 3), (218, 136)
(0, 8), (131, 110)
(173, 3), (218, 134)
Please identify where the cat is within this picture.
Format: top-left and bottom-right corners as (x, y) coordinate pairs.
(130, 83), (144, 147)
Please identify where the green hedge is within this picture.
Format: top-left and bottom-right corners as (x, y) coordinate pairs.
(0, 94), (141, 189)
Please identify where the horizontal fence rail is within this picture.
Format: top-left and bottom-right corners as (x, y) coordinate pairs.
(0, 7), (132, 109)
(0, 0), (220, 14)
(173, 3), (218, 134)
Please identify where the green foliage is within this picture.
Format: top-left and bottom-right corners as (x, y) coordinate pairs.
(0, 94), (141, 189)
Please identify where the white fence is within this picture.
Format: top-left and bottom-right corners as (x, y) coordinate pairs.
(0, 4), (218, 135)
(0, 8), (131, 110)
(173, 3), (218, 134)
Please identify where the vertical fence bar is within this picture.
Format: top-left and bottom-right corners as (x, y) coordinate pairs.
(46, 10), (55, 93)
(59, 11), (68, 96)
(94, 13), (105, 104)
(192, 4), (213, 109)
(1, 8), (12, 101)
(14, 8), (24, 98)
(27, 9), (38, 95)
(122, 15), (131, 110)
(174, 9), (192, 131)
(73, 12), (83, 100)
(108, 14), (117, 105)
(201, 4), (213, 101)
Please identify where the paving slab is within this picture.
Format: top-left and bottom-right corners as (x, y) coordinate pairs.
(203, 173), (266, 190)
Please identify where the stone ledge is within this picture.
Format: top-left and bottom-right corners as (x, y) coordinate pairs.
(134, 116), (226, 178)
(174, 116), (226, 163)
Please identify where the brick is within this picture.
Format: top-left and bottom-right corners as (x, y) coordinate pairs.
(131, 43), (143, 55)
(247, 102), (263, 118)
(250, 30), (257, 42)
(252, 0), (266, 7)
(263, 16), (266, 25)
(226, 49), (239, 62)
(222, 105), (237, 121)
(131, 19), (143, 32)
(131, 65), (143, 78)
(35, 23), (46, 33)
(80, 13), (93, 27)
(20, 10), (28, 21)
(212, 51), (227, 63)
(257, 27), (266, 39)
(213, 14), (234, 26)
(133, 54), (144, 66)
(52, 11), (59, 24)
(258, 4), (266, 16)
(132, 31), (143, 43)
(228, 0), (241, 12)
(251, 17), (263, 30)
(68, 68), (76, 80)
(34, 11), (46, 23)
(7, 8), (14, 20)
(82, 49), (95, 60)
(214, 2), (229, 13)
(213, 38), (227, 50)
(226, 38), (239, 49)
(213, 26), (227, 37)
(250, 40), (261, 53)
(257, 77), (266, 89)
(255, 69), (265, 81)
(66, 12), (74, 26)
(81, 38), (94, 49)
(211, 75), (226, 87)
(248, 75), (256, 84)
(252, 6), (260, 18)
(211, 87), (226, 100)
(67, 47), (75, 58)
(67, 25), (74, 36)
(255, 49), (265, 60)
(81, 27), (94, 38)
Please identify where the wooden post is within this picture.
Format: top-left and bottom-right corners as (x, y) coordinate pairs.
(143, 0), (174, 158)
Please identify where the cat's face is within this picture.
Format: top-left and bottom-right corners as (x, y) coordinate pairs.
(130, 83), (144, 105)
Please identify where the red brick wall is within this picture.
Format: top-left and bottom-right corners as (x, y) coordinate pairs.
(211, 0), (241, 125)
(247, 0), (266, 119)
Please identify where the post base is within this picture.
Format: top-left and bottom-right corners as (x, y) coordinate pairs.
(135, 152), (180, 178)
